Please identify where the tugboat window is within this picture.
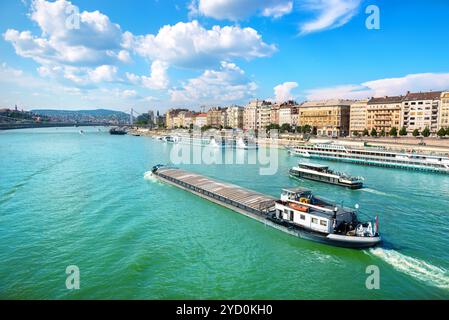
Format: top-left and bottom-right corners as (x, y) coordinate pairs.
(311, 218), (318, 224)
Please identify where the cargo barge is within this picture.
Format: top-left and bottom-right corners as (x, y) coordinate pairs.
(150, 165), (381, 248)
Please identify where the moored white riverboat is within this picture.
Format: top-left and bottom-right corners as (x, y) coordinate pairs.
(290, 162), (364, 189)
(287, 143), (449, 173)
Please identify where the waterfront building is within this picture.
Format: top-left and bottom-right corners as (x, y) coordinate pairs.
(291, 106), (299, 127)
(193, 113), (208, 128)
(299, 100), (353, 137)
(278, 106), (292, 126)
(439, 91), (449, 130)
(257, 104), (272, 130)
(402, 91), (442, 133)
(366, 96), (402, 134)
(165, 108), (188, 129)
(243, 100), (260, 131)
(349, 99), (369, 135)
(207, 107), (224, 128)
(226, 106), (244, 129)
(270, 104), (280, 126)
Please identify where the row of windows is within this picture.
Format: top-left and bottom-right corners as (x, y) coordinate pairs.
(283, 209), (328, 227)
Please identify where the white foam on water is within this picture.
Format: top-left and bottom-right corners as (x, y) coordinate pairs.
(143, 171), (159, 183)
(361, 188), (389, 197)
(369, 248), (449, 290)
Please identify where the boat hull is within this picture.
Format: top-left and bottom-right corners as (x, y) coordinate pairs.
(267, 216), (380, 248)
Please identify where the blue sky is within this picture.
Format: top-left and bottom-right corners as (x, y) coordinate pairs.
(0, 0), (448, 113)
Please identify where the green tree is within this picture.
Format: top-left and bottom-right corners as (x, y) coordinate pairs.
(389, 127), (398, 137)
(422, 127), (431, 137)
(399, 126), (407, 136)
(412, 129), (420, 137)
(266, 123), (280, 131)
(437, 128), (446, 137)
(446, 127), (449, 136)
(370, 128), (378, 137)
(312, 126), (318, 135)
(363, 128), (369, 136)
(353, 131), (359, 137)
(201, 125), (213, 132)
(302, 124), (312, 133)
(280, 123), (292, 133)
(380, 129), (386, 137)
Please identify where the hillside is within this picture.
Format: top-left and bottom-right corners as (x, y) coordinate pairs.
(31, 109), (130, 124)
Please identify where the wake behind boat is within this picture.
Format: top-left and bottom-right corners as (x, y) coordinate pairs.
(290, 162), (364, 189)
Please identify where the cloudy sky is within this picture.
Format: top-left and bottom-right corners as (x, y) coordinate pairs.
(0, 0), (448, 113)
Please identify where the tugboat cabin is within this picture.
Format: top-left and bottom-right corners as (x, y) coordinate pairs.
(275, 188), (357, 234)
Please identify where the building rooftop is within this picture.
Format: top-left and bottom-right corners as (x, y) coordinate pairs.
(403, 91), (443, 101)
(368, 96), (404, 104)
(301, 99), (355, 107)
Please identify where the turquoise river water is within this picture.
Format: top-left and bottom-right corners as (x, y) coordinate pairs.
(1, 127), (449, 299)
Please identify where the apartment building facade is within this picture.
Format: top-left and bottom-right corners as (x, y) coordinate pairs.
(257, 104), (272, 130)
(193, 113), (208, 128)
(349, 99), (369, 135)
(165, 108), (189, 129)
(207, 107), (224, 128)
(439, 91), (449, 130)
(243, 100), (272, 131)
(299, 100), (352, 137)
(226, 106), (244, 129)
(278, 106), (292, 126)
(402, 91), (442, 133)
(366, 96), (402, 133)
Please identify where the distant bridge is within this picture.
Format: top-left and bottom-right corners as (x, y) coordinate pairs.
(0, 122), (128, 130)
(0, 107), (140, 130)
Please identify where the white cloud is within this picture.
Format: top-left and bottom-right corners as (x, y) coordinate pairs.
(3, 0), (130, 87)
(88, 65), (117, 83)
(126, 60), (169, 90)
(305, 73), (449, 100)
(121, 89), (137, 98)
(300, 0), (361, 35)
(4, 0), (126, 66)
(274, 81), (298, 102)
(190, 0), (293, 20)
(170, 61), (257, 104)
(124, 20), (276, 69)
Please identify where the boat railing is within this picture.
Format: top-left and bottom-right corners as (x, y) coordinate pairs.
(287, 199), (334, 214)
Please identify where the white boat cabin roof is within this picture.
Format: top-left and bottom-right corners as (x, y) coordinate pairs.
(298, 163), (329, 170)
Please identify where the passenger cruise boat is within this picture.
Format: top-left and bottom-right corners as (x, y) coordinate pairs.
(290, 163), (364, 189)
(271, 188), (381, 248)
(287, 143), (449, 173)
